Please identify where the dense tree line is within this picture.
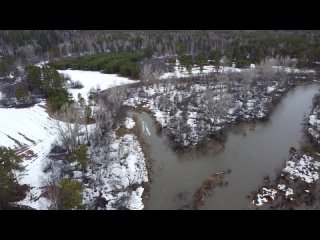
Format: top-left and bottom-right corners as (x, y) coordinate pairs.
(1, 30), (320, 72)
(48, 52), (144, 79)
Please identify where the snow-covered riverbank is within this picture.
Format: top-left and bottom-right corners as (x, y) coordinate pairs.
(251, 91), (320, 209)
(124, 64), (318, 151)
(251, 153), (320, 209)
(84, 128), (148, 210)
(0, 69), (147, 210)
(307, 94), (320, 144)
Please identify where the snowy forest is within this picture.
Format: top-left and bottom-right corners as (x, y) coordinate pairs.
(1, 30), (320, 210)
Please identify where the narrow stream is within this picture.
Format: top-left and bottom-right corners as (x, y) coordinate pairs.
(130, 83), (319, 210)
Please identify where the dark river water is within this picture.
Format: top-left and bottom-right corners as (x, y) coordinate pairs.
(130, 83), (319, 210)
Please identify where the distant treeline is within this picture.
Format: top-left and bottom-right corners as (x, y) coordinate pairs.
(1, 30), (320, 73)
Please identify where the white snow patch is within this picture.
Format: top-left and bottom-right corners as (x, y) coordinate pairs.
(285, 188), (293, 197)
(84, 133), (148, 210)
(35, 61), (49, 67)
(308, 128), (320, 140)
(126, 187), (145, 210)
(125, 117), (135, 129)
(254, 188), (277, 206)
(272, 66), (315, 74)
(159, 62), (243, 80)
(187, 111), (197, 128)
(309, 114), (320, 126)
(0, 101), (59, 209)
(143, 87), (156, 96)
(283, 155), (320, 183)
(267, 86), (276, 94)
(73, 171), (83, 179)
(277, 184), (286, 191)
(0, 102), (56, 148)
(17, 193), (51, 210)
(277, 184), (293, 197)
(58, 70), (137, 103)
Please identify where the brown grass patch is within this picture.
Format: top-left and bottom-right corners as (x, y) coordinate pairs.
(135, 106), (154, 115)
(115, 127), (128, 138)
(193, 171), (228, 209)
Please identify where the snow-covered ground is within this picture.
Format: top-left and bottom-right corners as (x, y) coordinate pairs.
(159, 60), (243, 79)
(254, 184), (294, 206)
(254, 188), (277, 206)
(159, 59), (316, 80)
(58, 70), (137, 103)
(252, 92), (320, 209)
(283, 155), (320, 183)
(253, 154), (320, 207)
(125, 117), (135, 129)
(272, 66), (315, 74)
(0, 101), (57, 209)
(35, 61), (49, 68)
(0, 68), (146, 209)
(307, 101), (320, 144)
(0, 102), (54, 147)
(84, 132), (148, 210)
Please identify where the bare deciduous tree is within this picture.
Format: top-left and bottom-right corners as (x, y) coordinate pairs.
(203, 89), (231, 130)
(140, 63), (163, 81)
(240, 70), (256, 100)
(53, 103), (83, 154)
(258, 57), (278, 81)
